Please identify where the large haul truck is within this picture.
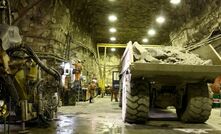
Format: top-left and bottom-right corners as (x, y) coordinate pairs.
(120, 41), (221, 123)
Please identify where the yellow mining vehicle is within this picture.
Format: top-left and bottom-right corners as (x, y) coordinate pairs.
(0, 24), (62, 131)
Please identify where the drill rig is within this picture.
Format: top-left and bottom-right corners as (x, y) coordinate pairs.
(0, 1), (62, 132)
(0, 24), (62, 129)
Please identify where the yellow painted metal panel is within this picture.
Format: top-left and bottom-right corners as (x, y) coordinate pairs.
(97, 43), (162, 48)
(15, 70), (28, 100)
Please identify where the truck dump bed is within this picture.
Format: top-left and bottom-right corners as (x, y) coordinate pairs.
(121, 41), (221, 82)
(130, 63), (221, 81)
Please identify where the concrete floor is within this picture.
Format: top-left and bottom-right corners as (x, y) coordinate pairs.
(1, 96), (221, 134)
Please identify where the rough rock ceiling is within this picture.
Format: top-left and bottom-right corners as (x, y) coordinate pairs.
(63, 0), (219, 45)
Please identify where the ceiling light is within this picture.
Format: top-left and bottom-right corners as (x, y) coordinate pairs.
(108, 15), (117, 22)
(148, 29), (156, 36)
(142, 38), (149, 43)
(170, 0), (181, 5)
(111, 48), (116, 52)
(156, 16), (165, 24)
(109, 0), (116, 1)
(110, 37), (116, 41)
(109, 28), (117, 33)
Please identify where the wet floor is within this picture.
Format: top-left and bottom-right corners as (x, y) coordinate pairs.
(1, 96), (221, 134)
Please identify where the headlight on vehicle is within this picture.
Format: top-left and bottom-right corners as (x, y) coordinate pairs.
(0, 100), (4, 107)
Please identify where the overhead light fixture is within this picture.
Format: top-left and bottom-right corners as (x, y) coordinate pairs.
(110, 37), (116, 41)
(148, 29), (156, 36)
(111, 48), (116, 52)
(108, 15), (117, 22)
(156, 16), (165, 24)
(109, 0), (116, 1)
(109, 27), (117, 33)
(142, 38), (149, 43)
(170, 0), (181, 5)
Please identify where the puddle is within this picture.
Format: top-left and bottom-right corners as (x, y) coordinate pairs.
(160, 124), (170, 128)
(75, 112), (89, 115)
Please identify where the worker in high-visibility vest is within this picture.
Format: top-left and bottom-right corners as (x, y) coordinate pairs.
(111, 86), (119, 102)
(211, 76), (221, 94)
(88, 80), (97, 103)
(74, 60), (82, 81)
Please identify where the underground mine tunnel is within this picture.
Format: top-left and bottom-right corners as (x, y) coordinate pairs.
(1, 0), (221, 134)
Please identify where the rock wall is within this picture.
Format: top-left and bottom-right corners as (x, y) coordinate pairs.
(170, 2), (221, 47)
(9, 0), (98, 80)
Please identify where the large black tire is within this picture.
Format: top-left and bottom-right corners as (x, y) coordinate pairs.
(177, 83), (212, 123)
(181, 97), (212, 123)
(122, 76), (149, 123)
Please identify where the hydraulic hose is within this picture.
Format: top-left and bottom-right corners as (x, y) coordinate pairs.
(2, 75), (19, 101)
(7, 44), (61, 80)
(24, 45), (60, 80)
